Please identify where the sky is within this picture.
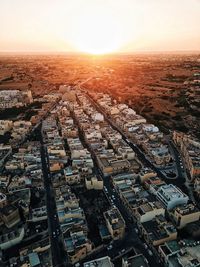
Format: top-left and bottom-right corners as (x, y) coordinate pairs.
(1, 0), (200, 54)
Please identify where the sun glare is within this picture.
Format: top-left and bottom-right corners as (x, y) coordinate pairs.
(67, 7), (124, 55)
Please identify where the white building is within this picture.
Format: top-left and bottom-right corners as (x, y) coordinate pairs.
(143, 124), (159, 133)
(156, 184), (189, 210)
(91, 112), (104, 122)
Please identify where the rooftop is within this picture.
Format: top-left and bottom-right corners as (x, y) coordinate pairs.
(84, 256), (113, 267)
(124, 254), (149, 267)
(157, 184), (188, 201)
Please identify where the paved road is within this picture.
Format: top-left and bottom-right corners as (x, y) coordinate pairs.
(168, 140), (196, 203)
(40, 130), (69, 267)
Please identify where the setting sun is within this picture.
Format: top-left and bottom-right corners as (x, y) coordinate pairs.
(66, 7), (124, 55)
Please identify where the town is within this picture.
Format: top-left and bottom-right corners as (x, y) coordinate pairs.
(0, 80), (200, 267)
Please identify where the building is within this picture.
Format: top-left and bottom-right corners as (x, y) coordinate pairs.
(11, 120), (32, 141)
(0, 192), (7, 208)
(104, 207), (125, 240)
(91, 112), (104, 122)
(64, 167), (81, 185)
(173, 131), (200, 181)
(0, 90), (33, 109)
(170, 204), (200, 229)
(122, 254), (150, 267)
(0, 144), (12, 168)
(139, 170), (158, 183)
(1, 204), (21, 228)
(134, 201), (165, 223)
(0, 120), (13, 135)
(85, 176), (103, 190)
(0, 227), (25, 250)
(159, 239), (200, 267)
(143, 176), (166, 196)
(64, 230), (92, 264)
(156, 184), (189, 210)
(97, 153), (131, 177)
(150, 146), (171, 166)
(31, 206), (47, 222)
(140, 215), (177, 247)
(84, 256), (114, 267)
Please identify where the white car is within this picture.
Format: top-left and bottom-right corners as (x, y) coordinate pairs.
(148, 249), (153, 256)
(52, 231), (56, 238)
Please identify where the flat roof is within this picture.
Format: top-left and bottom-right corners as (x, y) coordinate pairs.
(157, 184), (187, 200)
(125, 254), (149, 267)
(84, 256), (113, 267)
(28, 252), (40, 267)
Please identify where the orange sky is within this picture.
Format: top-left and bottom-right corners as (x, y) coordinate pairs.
(1, 0), (200, 54)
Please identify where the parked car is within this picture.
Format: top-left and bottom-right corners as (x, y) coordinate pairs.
(148, 249), (153, 256)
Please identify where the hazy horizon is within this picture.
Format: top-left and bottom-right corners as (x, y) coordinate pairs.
(0, 50), (200, 56)
(1, 0), (200, 54)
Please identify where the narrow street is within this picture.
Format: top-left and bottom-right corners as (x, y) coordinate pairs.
(40, 129), (69, 267)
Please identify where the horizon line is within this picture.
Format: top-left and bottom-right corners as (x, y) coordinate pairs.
(0, 50), (200, 56)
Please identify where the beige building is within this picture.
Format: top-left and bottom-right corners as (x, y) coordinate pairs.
(134, 201), (165, 223)
(139, 170), (158, 183)
(85, 176), (103, 190)
(97, 154), (131, 177)
(64, 167), (81, 185)
(49, 162), (63, 172)
(170, 204), (200, 229)
(0, 120), (13, 135)
(104, 207), (125, 240)
(173, 131), (200, 180)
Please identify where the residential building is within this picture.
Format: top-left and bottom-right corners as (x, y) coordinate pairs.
(140, 215), (177, 246)
(64, 230), (92, 264)
(85, 176), (103, 190)
(122, 254), (150, 267)
(159, 239), (200, 267)
(1, 204), (20, 228)
(156, 184), (189, 210)
(169, 204), (200, 229)
(84, 256), (114, 267)
(104, 207), (125, 240)
(134, 201), (165, 223)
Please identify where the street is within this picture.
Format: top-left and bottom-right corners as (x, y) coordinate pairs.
(40, 130), (69, 267)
